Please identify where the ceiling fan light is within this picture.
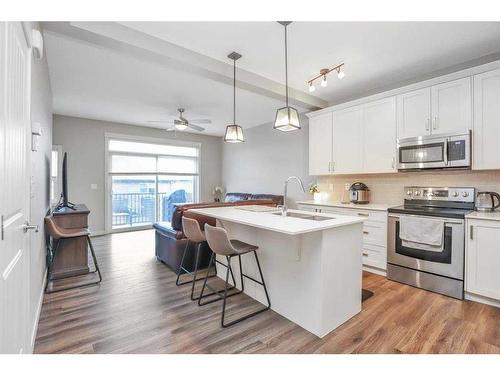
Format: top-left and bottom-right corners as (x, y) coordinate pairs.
(274, 106), (300, 132)
(224, 124), (245, 143)
(175, 123), (188, 131)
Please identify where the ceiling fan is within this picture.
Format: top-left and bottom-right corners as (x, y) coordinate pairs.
(147, 108), (211, 132)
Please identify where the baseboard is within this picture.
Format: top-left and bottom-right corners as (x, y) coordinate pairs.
(363, 265), (387, 277)
(30, 268), (47, 353)
(465, 291), (500, 308)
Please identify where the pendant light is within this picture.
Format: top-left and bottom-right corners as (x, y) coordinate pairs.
(274, 21), (300, 132)
(224, 52), (245, 143)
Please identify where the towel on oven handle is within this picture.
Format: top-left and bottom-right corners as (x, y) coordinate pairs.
(399, 215), (445, 252)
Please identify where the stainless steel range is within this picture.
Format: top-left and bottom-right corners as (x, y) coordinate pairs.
(387, 186), (475, 299)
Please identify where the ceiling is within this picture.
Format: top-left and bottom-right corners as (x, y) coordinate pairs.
(43, 22), (500, 136)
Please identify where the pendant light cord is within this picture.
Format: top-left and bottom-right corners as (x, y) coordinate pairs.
(284, 24), (289, 108)
(233, 58), (236, 125)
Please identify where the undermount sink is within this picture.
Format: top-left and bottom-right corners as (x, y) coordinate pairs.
(271, 211), (335, 221)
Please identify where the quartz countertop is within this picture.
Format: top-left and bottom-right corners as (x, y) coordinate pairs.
(296, 200), (397, 212)
(465, 210), (500, 222)
(188, 207), (364, 235)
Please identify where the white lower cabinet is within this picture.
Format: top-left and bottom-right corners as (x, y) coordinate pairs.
(466, 218), (500, 304)
(298, 204), (388, 274)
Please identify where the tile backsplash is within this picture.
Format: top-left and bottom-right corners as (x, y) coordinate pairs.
(317, 170), (500, 206)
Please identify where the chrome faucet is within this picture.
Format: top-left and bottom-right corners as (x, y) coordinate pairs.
(281, 176), (306, 216)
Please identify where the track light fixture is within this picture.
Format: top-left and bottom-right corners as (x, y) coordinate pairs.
(307, 63), (345, 91)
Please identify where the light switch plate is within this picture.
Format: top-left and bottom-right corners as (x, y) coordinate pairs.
(91, 184), (98, 190)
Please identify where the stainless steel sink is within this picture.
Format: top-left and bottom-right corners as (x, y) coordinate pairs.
(271, 212), (334, 221)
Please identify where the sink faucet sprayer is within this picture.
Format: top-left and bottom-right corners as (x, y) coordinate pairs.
(281, 176), (306, 216)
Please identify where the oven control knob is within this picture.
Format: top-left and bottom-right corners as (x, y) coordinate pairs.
(414, 191), (421, 196)
(406, 190), (412, 196)
(452, 191), (459, 197)
(462, 191), (469, 198)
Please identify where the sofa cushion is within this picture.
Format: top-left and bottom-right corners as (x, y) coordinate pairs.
(249, 194), (284, 206)
(224, 192), (251, 202)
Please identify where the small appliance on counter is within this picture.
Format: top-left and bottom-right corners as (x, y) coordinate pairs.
(349, 182), (370, 204)
(475, 191), (500, 212)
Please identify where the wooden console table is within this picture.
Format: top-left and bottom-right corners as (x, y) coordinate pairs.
(51, 204), (90, 279)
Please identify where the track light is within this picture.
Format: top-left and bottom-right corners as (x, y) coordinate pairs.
(307, 62), (345, 91)
(321, 75), (327, 87)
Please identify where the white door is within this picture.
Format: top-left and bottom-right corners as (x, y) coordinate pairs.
(397, 87), (431, 139)
(0, 22), (32, 354)
(473, 68), (500, 170)
(332, 106), (363, 174)
(466, 220), (500, 300)
(431, 77), (472, 135)
(308, 112), (332, 175)
(362, 97), (397, 173)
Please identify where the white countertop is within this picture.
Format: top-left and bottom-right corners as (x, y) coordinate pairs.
(466, 210), (500, 222)
(296, 200), (397, 212)
(189, 207), (365, 235)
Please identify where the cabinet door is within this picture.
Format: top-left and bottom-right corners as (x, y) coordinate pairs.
(362, 97), (397, 173)
(431, 77), (472, 135)
(397, 87), (431, 139)
(473, 68), (500, 170)
(308, 112), (333, 175)
(332, 107), (363, 174)
(466, 220), (500, 300)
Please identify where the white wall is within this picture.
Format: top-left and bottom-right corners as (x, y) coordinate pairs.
(25, 21), (53, 350)
(52, 115), (223, 233)
(222, 117), (312, 207)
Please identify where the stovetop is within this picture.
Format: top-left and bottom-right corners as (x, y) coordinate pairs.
(388, 205), (473, 219)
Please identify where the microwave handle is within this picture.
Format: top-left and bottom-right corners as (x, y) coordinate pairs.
(443, 139), (449, 165)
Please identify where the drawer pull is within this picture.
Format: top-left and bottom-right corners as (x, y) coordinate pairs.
(357, 213), (369, 217)
(362, 252), (369, 257)
(363, 231), (369, 235)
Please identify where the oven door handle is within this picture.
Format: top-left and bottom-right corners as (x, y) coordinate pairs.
(388, 213), (463, 225)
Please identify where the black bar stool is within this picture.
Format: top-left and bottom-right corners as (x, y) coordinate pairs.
(45, 216), (102, 293)
(176, 216), (237, 301)
(199, 223), (271, 328)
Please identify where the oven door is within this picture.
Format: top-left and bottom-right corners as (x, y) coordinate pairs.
(387, 214), (464, 280)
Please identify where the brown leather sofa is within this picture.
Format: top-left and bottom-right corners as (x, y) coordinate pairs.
(153, 193), (283, 272)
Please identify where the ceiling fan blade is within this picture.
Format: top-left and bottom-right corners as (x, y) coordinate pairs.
(187, 123), (205, 132)
(165, 126), (176, 132)
(190, 119), (212, 124)
(147, 120), (175, 123)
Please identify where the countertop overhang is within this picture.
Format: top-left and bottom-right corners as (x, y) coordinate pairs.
(188, 207), (364, 235)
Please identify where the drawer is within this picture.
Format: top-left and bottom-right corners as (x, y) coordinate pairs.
(362, 222), (386, 246)
(362, 244), (387, 270)
(352, 209), (387, 223)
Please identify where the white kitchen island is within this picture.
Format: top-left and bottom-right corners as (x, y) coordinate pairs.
(189, 206), (365, 338)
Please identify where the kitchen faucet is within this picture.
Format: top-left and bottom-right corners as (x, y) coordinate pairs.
(281, 176), (306, 216)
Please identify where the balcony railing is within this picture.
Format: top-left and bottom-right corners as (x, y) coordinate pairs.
(111, 191), (189, 229)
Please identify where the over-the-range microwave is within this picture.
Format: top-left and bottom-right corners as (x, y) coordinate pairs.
(397, 131), (471, 171)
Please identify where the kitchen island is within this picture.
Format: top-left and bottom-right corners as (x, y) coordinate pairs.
(188, 206), (365, 337)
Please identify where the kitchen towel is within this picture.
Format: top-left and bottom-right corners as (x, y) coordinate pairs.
(399, 215), (445, 252)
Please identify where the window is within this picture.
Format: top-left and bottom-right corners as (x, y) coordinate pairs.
(50, 145), (62, 206)
(106, 136), (200, 231)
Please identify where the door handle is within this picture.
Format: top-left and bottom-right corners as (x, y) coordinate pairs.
(22, 221), (39, 233)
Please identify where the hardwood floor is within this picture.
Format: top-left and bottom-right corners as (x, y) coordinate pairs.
(34, 230), (500, 354)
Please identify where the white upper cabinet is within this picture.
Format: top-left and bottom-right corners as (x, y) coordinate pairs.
(473, 68), (500, 170)
(308, 113), (333, 175)
(332, 106), (363, 174)
(397, 87), (431, 139)
(362, 97), (397, 173)
(431, 77), (472, 135)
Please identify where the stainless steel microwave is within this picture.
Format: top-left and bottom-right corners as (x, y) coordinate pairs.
(397, 131), (471, 171)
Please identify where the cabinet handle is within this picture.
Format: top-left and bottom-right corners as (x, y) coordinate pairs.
(332, 162), (335, 172)
(470, 225), (473, 240)
(1, 215), (3, 241)
(433, 116), (438, 130)
(363, 231), (369, 235)
(426, 118), (430, 131)
(392, 157), (395, 169)
(362, 252), (369, 257)
(328, 161), (331, 173)
(358, 213), (369, 217)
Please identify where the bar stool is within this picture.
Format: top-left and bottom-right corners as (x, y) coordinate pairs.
(176, 216), (237, 301)
(45, 216), (102, 293)
(199, 223), (271, 328)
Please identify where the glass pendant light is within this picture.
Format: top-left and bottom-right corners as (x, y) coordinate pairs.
(224, 52), (245, 143)
(274, 21), (300, 132)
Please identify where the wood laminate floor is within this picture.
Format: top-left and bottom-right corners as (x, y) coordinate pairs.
(34, 230), (500, 354)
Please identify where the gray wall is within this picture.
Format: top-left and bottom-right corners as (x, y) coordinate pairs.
(26, 22), (53, 348)
(222, 117), (312, 207)
(53, 115), (223, 233)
